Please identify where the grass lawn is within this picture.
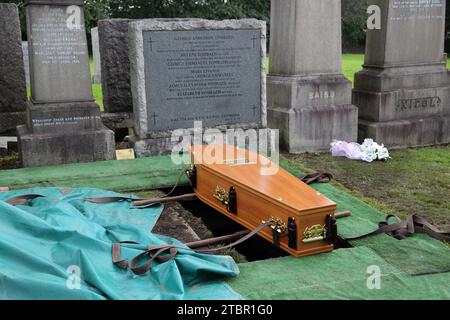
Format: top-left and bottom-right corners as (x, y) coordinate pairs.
(283, 146), (450, 230)
(89, 57), (103, 110)
(342, 54), (364, 84)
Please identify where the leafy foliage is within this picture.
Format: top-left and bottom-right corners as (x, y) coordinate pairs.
(1, 0), (450, 53)
(342, 0), (369, 50)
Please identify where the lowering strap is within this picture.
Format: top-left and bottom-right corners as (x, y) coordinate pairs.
(85, 193), (198, 208)
(300, 172), (333, 185)
(112, 222), (272, 275)
(84, 167), (195, 207)
(4, 194), (46, 206)
(345, 214), (450, 242)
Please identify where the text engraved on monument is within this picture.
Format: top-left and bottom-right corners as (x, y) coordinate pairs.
(30, 6), (86, 66)
(391, 0), (444, 21)
(143, 29), (261, 131)
(396, 96), (441, 112)
(32, 115), (101, 128)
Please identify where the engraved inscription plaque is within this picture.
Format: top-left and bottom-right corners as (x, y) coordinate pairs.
(27, 3), (93, 103)
(143, 29), (261, 131)
(385, 0), (445, 64)
(391, 0), (444, 21)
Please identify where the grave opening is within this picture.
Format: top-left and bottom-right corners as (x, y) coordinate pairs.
(156, 186), (353, 263)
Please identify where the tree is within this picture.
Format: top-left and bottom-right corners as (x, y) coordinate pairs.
(342, 0), (369, 52)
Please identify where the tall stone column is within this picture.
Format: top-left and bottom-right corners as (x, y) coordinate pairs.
(353, 0), (450, 147)
(17, 0), (115, 167)
(268, 0), (358, 153)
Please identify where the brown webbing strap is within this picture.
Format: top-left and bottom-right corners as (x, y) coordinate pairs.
(132, 194), (198, 208)
(112, 243), (129, 269)
(84, 196), (133, 204)
(186, 230), (250, 250)
(84, 167), (194, 207)
(192, 222), (272, 254)
(5, 194), (46, 206)
(85, 193), (198, 207)
(112, 222), (273, 275)
(346, 215), (450, 242)
(300, 172), (333, 185)
(112, 241), (141, 270)
(130, 245), (179, 275)
(164, 166), (192, 198)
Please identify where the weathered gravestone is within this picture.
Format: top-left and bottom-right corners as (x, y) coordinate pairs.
(0, 3), (27, 135)
(22, 41), (30, 86)
(353, 0), (450, 147)
(98, 18), (201, 115)
(17, 0), (115, 167)
(128, 19), (267, 156)
(98, 19), (132, 113)
(267, 0), (358, 153)
(91, 27), (101, 84)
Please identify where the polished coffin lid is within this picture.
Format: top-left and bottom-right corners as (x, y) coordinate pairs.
(191, 144), (336, 215)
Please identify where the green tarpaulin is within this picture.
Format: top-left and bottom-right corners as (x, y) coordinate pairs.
(0, 188), (241, 300)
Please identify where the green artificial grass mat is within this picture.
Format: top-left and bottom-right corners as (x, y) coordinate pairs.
(0, 156), (189, 192)
(1, 156), (449, 299)
(227, 246), (450, 300)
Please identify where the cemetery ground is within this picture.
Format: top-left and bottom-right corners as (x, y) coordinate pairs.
(2, 54), (449, 234)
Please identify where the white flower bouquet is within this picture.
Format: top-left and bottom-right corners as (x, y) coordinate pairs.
(330, 139), (390, 162)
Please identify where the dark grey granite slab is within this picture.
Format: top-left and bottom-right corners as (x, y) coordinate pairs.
(98, 19), (132, 113)
(0, 3), (27, 113)
(143, 29), (261, 131)
(129, 19), (267, 140)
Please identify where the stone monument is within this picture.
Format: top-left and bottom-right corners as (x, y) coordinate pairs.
(354, 0), (450, 147)
(267, 0), (358, 153)
(128, 19), (267, 156)
(98, 19), (132, 113)
(17, 0), (115, 167)
(0, 3), (27, 135)
(91, 27), (101, 84)
(22, 41), (31, 86)
(98, 18), (203, 115)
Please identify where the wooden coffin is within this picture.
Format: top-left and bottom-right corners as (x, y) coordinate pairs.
(189, 144), (337, 257)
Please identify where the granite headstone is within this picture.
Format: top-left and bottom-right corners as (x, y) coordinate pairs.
(128, 19), (267, 156)
(353, 0), (450, 147)
(17, 0), (115, 167)
(98, 19), (132, 113)
(91, 27), (101, 83)
(98, 18), (202, 115)
(0, 3), (27, 134)
(267, 0), (358, 153)
(26, 0), (93, 103)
